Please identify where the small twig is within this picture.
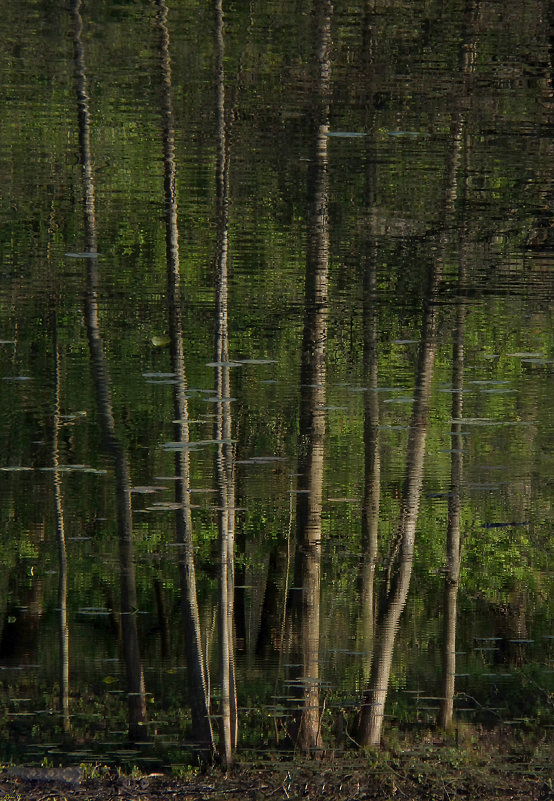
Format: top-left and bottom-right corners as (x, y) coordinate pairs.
(456, 691), (503, 720)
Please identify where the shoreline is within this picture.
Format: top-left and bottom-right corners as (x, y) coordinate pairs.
(2, 729), (551, 801)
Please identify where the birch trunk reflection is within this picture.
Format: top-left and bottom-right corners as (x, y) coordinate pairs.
(359, 112), (466, 751)
(155, 0), (215, 760)
(52, 325), (70, 734)
(358, 278), (439, 748)
(438, 0), (476, 730)
(437, 256), (466, 730)
(288, 0), (332, 755)
(214, 0), (237, 769)
(71, 0), (147, 741)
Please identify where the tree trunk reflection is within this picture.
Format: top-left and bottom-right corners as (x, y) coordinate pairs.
(438, 253), (466, 731)
(71, 0), (147, 742)
(358, 276), (439, 747)
(438, 0), (476, 731)
(359, 111), (467, 752)
(288, 0), (332, 756)
(155, 0), (215, 761)
(214, 0), (237, 769)
(52, 325), (70, 734)
(358, 15), (380, 669)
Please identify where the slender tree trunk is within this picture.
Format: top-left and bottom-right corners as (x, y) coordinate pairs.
(358, 292), (439, 747)
(437, 0), (477, 731)
(71, 0), (147, 741)
(438, 276), (466, 730)
(359, 100), (467, 747)
(214, 0), (237, 768)
(155, 0), (215, 760)
(52, 328), (70, 734)
(288, 0), (332, 756)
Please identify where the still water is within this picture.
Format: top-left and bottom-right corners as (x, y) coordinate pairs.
(0, 0), (552, 767)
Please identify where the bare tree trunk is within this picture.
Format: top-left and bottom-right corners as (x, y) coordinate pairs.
(214, 0), (237, 769)
(437, 272), (466, 730)
(52, 328), (70, 735)
(437, 0), (477, 731)
(288, 0), (332, 756)
(358, 99), (468, 747)
(357, 0), (476, 738)
(356, 8), (381, 677)
(71, 0), (147, 741)
(155, 0), (215, 761)
(358, 291), (439, 747)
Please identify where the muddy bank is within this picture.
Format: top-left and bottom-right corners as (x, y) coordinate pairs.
(1, 732), (552, 801)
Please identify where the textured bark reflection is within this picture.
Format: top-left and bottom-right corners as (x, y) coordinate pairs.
(71, 0), (147, 741)
(437, 0), (475, 731)
(358, 278), (439, 747)
(52, 328), (70, 735)
(155, 0), (215, 760)
(357, 0), (477, 744)
(438, 255), (466, 731)
(214, 0), (237, 769)
(359, 122), (467, 751)
(288, 0), (332, 756)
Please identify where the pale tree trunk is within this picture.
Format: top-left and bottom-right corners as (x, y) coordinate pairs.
(52, 328), (70, 735)
(438, 269), (466, 731)
(437, 0), (477, 731)
(359, 103), (468, 750)
(358, 296), (439, 747)
(214, 0), (237, 769)
(288, 0), (332, 756)
(155, 0), (215, 761)
(71, 0), (147, 741)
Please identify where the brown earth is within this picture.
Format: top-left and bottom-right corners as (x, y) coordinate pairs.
(1, 731), (552, 801)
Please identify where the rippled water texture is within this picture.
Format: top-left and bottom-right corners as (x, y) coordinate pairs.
(0, 0), (552, 768)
